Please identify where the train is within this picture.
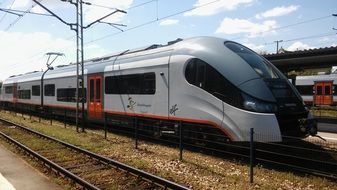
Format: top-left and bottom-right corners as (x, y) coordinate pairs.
(295, 72), (337, 106)
(0, 36), (317, 142)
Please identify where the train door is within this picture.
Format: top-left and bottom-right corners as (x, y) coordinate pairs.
(88, 74), (103, 119)
(13, 83), (17, 103)
(314, 81), (333, 105)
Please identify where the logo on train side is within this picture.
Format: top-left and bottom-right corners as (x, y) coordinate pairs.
(127, 97), (136, 110)
(169, 104), (178, 116)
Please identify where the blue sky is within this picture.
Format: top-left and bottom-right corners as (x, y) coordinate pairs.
(0, 0), (336, 81)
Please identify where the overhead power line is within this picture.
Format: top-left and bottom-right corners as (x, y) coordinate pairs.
(0, 0), (16, 24)
(88, 0), (157, 11)
(87, 0), (223, 44)
(282, 33), (336, 43)
(0, 7), (52, 17)
(4, 0), (43, 31)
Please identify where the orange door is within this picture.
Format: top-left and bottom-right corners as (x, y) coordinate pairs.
(13, 83), (17, 103)
(314, 82), (333, 105)
(88, 75), (103, 119)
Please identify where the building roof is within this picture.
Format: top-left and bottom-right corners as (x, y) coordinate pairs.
(263, 46), (337, 72)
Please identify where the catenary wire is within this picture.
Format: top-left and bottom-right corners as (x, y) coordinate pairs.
(4, 0), (43, 31)
(0, 0), (16, 24)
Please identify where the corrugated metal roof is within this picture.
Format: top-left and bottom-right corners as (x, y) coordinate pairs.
(264, 46), (337, 59)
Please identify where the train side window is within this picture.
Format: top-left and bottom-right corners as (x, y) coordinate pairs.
(90, 79), (95, 102)
(57, 88), (86, 102)
(185, 58), (243, 107)
(105, 72), (155, 95)
(124, 74), (141, 94)
(295, 85), (313, 95)
(143, 73), (155, 94)
(325, 85), (331, 95)
(5, 86), (13, 94)
(105, 76), (118, 94)
(316, 86), (323, 95)
(32, 85), (40, 96)
(196, 61), (206, 88)
(44, 84), (55, 96)
(96, 79), (101, 102)
(18, 90), (31, 99)
(334, 85), (337, 95)
(185, 61), (196, 84)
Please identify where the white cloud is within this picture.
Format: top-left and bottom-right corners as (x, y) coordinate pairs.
(12, 0), (67, 9)
(215, 17), (277, 37)
(286, 41), (315, 51)
(184, 0), (254, 16)
(0, 31), (107, 81)
(255, 5), (299, 19)
(83, 0), (133, 24)
(159, 19), (179, 26)
(11, 0), (30, 8)
(0, 31), (75, 80)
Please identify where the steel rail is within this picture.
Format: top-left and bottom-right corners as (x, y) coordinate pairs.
(0, 131), (100, 190)
(0, 118), (190, 190)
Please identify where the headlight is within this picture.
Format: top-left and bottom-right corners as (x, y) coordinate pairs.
(242, 93), (278, 113)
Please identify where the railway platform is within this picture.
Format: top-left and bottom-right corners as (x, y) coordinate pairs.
(0, 144), (62, 190)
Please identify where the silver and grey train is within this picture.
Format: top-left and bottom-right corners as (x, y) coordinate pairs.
(0, 37), (317, 142)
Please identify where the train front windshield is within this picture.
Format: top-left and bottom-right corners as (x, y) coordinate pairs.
(225, 42), (306, 113)
(225, 42), (280, 79)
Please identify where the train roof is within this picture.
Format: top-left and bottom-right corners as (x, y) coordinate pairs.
(296, 74), (337, 85)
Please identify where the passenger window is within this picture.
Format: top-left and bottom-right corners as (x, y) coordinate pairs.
(96, 79), (101, 102)
(105, 73), (156, 95)
(325, 86), (331, 95)
(316, 86), (322, 95)
(5, 86), (13, 94)
(44, 84), (55, 96)
(185, 58), (243, 107)
(90, 79), (94, 102)
(32, 85), (40, 96)
(18, 90), (31, 99)
(57, 88), (86, 102)
(196, 61), (205, 88)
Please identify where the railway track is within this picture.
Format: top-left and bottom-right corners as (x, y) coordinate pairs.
(0, 118), (190, 190)
(1, 110), (336, 185)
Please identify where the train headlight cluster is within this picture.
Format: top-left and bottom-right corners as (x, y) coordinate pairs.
(242, 93), (278, 113)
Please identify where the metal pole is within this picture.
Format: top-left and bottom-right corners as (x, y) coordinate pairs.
(50, 109), (52, 125)
(135, 117), (138, 149)
(75, 0), (79, 133)
(64, 109), (67, 128)
(250, 128), (254, 184)
(274, 40), (283, 54)
(179, 121), (183, 160)
(104, 113), (107, 139)
(80, 0), (85, 133)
